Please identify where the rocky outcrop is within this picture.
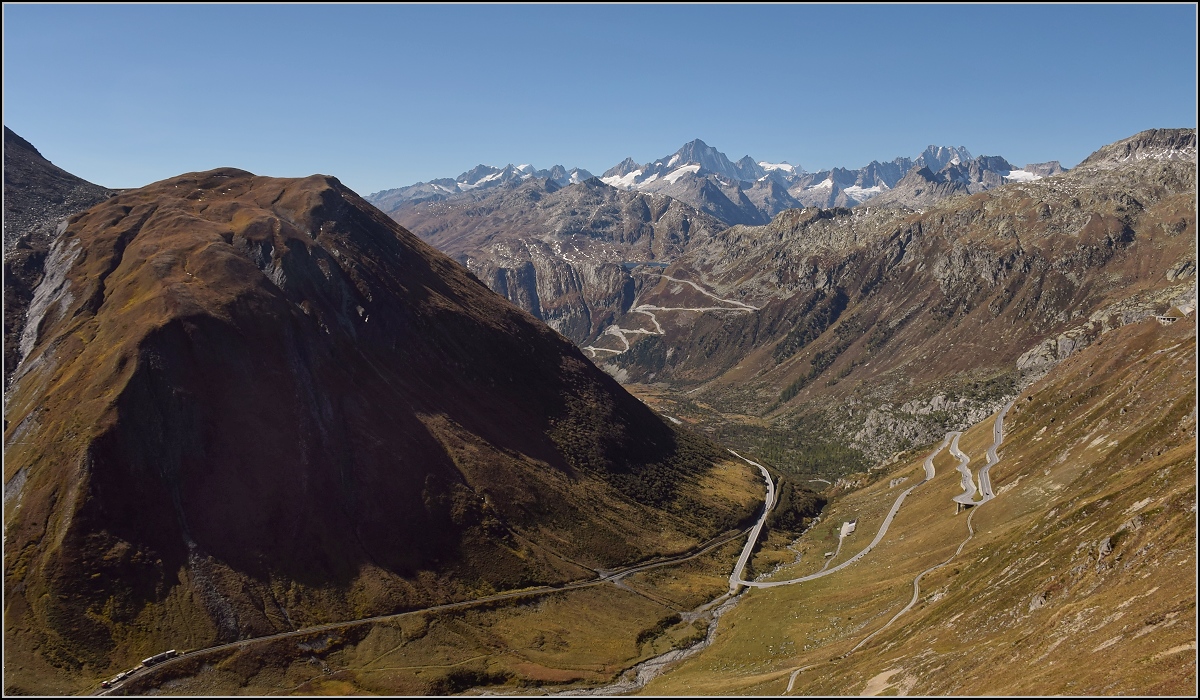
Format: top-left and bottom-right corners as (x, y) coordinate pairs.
(3, 127), (114, 387)
(3, 127), (113, 253)
(1025, 161), (1066, 177)
(860, 166), (962, 209)
(1078, 128), (1197, 167)
(866, 153), (1058, 210)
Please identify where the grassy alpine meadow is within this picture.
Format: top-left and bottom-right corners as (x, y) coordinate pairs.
(639, 315), (1196, 696)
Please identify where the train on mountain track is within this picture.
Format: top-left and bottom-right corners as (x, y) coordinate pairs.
(100, 650), (180, 688)
(141, 649), (179, 667)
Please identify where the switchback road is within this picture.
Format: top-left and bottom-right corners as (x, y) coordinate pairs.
(976, 400), (1014, 502)
(784, 403), (1015, 692)
(949, 431), (979, 506)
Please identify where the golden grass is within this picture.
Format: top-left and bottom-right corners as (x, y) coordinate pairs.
(125, 552), (753, 695)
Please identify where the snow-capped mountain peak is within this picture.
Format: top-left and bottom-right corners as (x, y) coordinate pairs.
(914, 145), (974, 173)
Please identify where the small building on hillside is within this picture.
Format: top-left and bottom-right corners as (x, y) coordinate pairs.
(1156, 306), (1187, 325)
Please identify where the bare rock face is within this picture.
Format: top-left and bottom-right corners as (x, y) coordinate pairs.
(1025, 161), (1066, 177)
(865, 154), (1034, 209)
(3, 127), (114, 387)
(383, 177), (725, 343)
(3, 168), (753, 693)
(1078, 127), (1197, 167)
(861, 165), (964, 209)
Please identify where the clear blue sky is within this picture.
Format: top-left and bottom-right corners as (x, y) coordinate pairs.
(4, 4), (1196, 195)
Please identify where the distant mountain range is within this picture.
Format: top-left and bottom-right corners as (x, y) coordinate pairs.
(368, 139), (1066, 225)
(595, 128), (1196, 465)
(368, 139), (1070, 349)
(368, 162), (595, 213)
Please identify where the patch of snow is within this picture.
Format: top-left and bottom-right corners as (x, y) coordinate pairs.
(601, 169), (643, 189)
(1004, 169), (1041, 182)
(459, 169), (506, 190)
(843, 184), (882, 201)
(667, 154), (681, 168)
(1113, 146), (1197, 163)
(662, 164), (701, 184)
(806, 178), (833, 191)
(759, 161), (796, 173)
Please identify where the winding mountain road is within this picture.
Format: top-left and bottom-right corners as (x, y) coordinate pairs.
(734, 434), (956, 590)
(727, 451), (777, 594)
(846, 403), (1013, 654)
(924, 433), (952, 480)
(583, 275), (757, 358)
(976, 400), (1014, 502)
(653, 274), (760, 310)
(948, 431), (980, 506)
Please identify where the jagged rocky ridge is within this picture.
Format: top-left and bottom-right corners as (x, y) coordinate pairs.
(2, 167), (756, 693)
(600, 140), (1066, 218)
(368, 162), (594, 211)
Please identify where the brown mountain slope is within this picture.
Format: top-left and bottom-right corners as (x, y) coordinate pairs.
(599, 129), (1196, 472)
(3, 126), (114, 386)
(2, 168), (758, 694)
